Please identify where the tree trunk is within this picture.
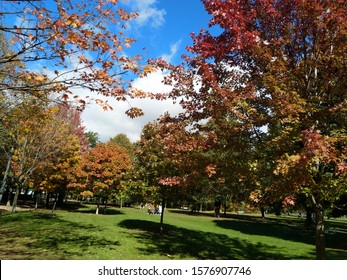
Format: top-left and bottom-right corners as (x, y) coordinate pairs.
(214, 199), (221, 217)
(51, 201), (57, 217)
(6, 190), (11, 207)
(305, 207), (314, 227)
(274, 201), (282, 216)
(0, 154), (12, 203)
(22, 187), (29, 205)
(46, 192), (51, 208)
(260, 207), (265, 218)
(160, 198), (165, 233)
(57, 190), (66, 207)
(96, 198), (100, 215)
(311, 194), (326, 260)
(104, 197), (107, 214)
(11, 184), (21, 212)
(34, 191), (40, 210)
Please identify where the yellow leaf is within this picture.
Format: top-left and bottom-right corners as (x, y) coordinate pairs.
(35, 75), (45, 82)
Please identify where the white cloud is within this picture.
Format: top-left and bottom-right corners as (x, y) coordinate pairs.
(81, 88), (182, 143)
(127, 0), (166, 28)
(161, 40), (182, 63)
(81, 40), (183, 143)
(82, 101), (142, 143)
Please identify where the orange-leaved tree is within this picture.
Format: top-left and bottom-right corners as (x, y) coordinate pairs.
(71, 142), (130, 214)
(33, 104), (88, 208)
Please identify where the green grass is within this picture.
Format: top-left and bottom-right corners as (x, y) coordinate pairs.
(0, 204), (346, 260)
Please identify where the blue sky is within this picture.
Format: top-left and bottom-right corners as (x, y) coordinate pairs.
(81, 0), (213, 142)
(123, 0), (211, 64)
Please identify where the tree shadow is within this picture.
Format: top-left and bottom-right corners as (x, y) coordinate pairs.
(64, 204), (124, 215)
(214, 215), (347, 250)
(74, 208), (125, 215)
(324, 220), (347, 252)
(168, 209), (304, 224)
(118, 219), (313, 259)
(214, 216), (314, 245)
(0, 212), (120, 259)
(168, 209), (215, 218)
(168, 211), (318, 244)
(213, 215), (347, 258)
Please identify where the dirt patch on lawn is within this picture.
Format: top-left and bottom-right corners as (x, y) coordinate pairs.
(0, 205), (35, 212)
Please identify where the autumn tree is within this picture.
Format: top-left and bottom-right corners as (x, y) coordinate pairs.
(1, 90), (80, 212)
(57, 104), (89, 152)
(108, 133), (134, 207)
(151, 0), (347, 259)
(71, 142), (130, 214)
(132, 119), (189, 232)
(1, 89), (38, 206)
(0, 0), (153, 113)
(0, 31), (19, 203)
(142, 115), (256, 217)
(33, 104), (87, 208)
(33, 133), (80, 209)
(0, 31), (24, 197)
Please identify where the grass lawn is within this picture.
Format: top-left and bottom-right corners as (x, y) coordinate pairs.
(0, 203), (346, 260)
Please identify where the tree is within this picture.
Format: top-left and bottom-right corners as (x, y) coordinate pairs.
(151, 0), (347, 259)
(133, 119), (187, 232)
(0, 31), (26, 203)
(108, 133), (133, 206)
(0, 32), (18, 203)
(109, 133), (134, 159)
(1, 92), (78, 212)
(34, 134), (81, 209)
(71, 142), (130, 214)
(201, 118), (257, 216)
(85, 131), (100, 148)
(33, 104), (86, 208)
(0, 0), (154, 113)
(57, 104), (89, 152)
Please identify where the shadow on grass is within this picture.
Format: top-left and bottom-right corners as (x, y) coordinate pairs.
(118, 219), (312, 260)
(62, 203), (124, 216)
(0, 212), (120, 259)
(73, 207), (124, 216)
(214, 217), (314, 245)
(214, 215), (347, 253)
(168, 209), (306, 225)
(169, 209), (303, 226)
(168, 209), (216, 218)
(169, 210), (317, 245)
